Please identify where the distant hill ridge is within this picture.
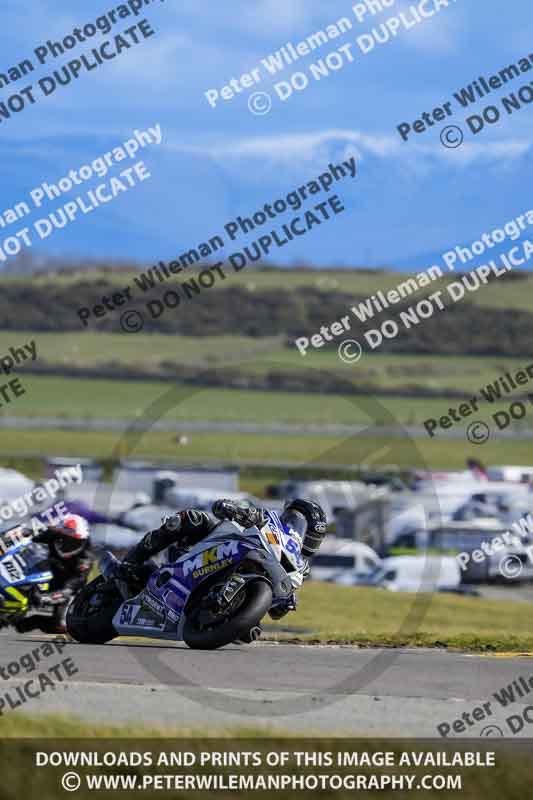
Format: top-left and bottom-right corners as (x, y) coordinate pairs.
(0, 274), (532, 356)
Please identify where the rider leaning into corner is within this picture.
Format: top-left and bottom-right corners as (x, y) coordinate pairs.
(119, 498), (327, 624)
(15, 514), (93, 635)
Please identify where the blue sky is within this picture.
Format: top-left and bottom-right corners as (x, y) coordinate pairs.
(0, 0), (531, 271)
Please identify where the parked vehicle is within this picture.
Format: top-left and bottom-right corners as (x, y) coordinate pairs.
(331, 555), (461, 593)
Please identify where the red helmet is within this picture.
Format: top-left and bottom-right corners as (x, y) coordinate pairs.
(50, 514), (90, 559)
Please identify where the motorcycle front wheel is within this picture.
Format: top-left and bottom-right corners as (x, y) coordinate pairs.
(183, 579), (272, 650)
(66, 576), (122, 644)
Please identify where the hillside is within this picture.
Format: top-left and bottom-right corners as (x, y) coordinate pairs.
(1, 268), (532, 358)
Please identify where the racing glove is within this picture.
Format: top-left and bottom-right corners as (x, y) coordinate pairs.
(212, 499), (267, 529)
(115, 560), (146, 585)
(160, 512), (183, 532)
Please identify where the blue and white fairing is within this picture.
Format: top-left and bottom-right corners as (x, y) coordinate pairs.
(110, 517), (300, 641)
(262, 510), (305, 582)
(0, 531), (53, 616)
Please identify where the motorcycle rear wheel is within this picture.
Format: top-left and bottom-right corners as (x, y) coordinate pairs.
(66, 576), (122, 644)
(183, 579), (272, 650)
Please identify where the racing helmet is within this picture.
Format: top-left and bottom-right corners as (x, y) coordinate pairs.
(49, 514), (90, 559)
(280, 499), (327, 557)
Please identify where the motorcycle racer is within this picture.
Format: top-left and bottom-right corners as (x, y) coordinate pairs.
(120, 498), (327, 620)
(15, 513), (93, 634)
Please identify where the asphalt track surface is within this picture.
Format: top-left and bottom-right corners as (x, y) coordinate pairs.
(2, 631), (533, 737)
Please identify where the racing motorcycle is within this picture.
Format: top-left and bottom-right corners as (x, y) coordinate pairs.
(67, 518), (300, 649)
(0, 528), (55, 630)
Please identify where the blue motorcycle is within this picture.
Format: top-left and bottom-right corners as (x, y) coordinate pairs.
(67, 519), (299, 649)
(0, 528), (54, 630)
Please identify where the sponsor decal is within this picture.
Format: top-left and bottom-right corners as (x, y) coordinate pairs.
(119, 604), (135, 625)
(134, 615), (164, 629)
(265, 530), (279, 546)
(0, 556), (24, 584)
(192, 558), (233, 579)
(142, 591), (166, 618)
(182, 541), (239, 577)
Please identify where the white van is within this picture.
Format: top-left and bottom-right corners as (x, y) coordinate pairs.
(377, 556), (461, 592)
(332, 554), (461, 593)
(311, 538), (382, 582)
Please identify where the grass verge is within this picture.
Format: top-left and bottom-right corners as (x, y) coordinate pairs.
(0, 712), (277, 739)
(263, 582), (533, 652)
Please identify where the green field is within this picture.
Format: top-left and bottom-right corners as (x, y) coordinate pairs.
(1, 369), (532, 474)
(5, 374), (533, 438)
(0, 374), (455, 423)
(2, 265), (533, 473)
(6, 329), (533, 395)
(1, 426), (533, 472)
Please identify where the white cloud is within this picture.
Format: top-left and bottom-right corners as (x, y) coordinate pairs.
(168, 128), (531, 171)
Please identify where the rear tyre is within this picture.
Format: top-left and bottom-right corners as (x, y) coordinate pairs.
(66, 576), (122, 644)
(183, 579), (272, 650)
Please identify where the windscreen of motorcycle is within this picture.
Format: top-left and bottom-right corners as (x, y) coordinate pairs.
(263, 510), (303, 572)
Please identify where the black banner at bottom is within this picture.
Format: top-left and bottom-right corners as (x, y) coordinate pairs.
(1, 738), (532, 799)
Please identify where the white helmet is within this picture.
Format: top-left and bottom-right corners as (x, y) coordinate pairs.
(50, 514), (90, 559)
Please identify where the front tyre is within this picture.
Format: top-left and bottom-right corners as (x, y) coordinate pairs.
(183, 579), (272, 650)
(66, 576), (122, 644)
